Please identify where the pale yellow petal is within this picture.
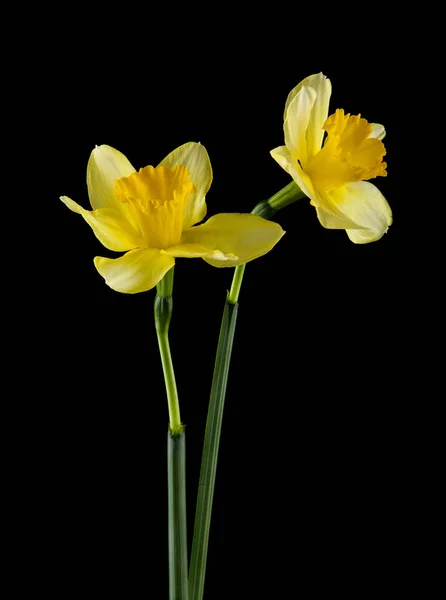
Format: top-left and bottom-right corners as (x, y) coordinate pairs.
(314, 202), (364, 231)
(270, 146), (315, 202)
(284, 85), (317, 164)
(314, 184), (377, 231)
(284, 73), (332, 158)
(158, 142), (212, 228)
(179, 214), (284, 268)
(369, 123), (386, 140)
(94, 248), (175, 294)
(60, 196), (143, 251)
(87, 145), (136, 212)
(327, 182), (392, 243)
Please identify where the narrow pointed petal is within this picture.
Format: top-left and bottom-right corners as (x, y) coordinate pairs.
(60, 196), (143, 251)
(369, 123), (386, 140)
(87, 145), (136, 212)
(284, 85), (317, 164)
(327, 182), (393, 243)
(284, 73), (332, 158)
(179, 214), (284, 268)
(94, 248), (175, 293)
(158, 142), (212, 228)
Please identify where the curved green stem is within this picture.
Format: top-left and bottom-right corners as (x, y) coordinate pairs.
(267, 180), (305, 210)
(155, 266), (182, 435)
(157, 329), (182, 434)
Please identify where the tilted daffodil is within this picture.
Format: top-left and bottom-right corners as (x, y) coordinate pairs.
(61, 142), (284, 293)
(271, 73), (392, 243)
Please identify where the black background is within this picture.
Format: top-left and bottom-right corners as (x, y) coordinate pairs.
(27, 9), (404, 598)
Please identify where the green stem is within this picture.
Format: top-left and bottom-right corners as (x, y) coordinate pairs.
(188, 300), (238, 600)
(154, 266), (188, 599)
(157, 330), (182, 434)
(189, 181), (306, 599)
(227, 263), (245, 304)
(168, 430), (189, 600)
(268, 180), (306, 210)
(155, 267), (182, 435)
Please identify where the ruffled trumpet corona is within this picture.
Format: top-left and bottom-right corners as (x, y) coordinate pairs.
(271, 73), (392, 243)
(61, 142), (284, 293)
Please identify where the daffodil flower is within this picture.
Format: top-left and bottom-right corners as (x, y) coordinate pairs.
(271, 73), (392, 243)
(61, 142), (284, 293)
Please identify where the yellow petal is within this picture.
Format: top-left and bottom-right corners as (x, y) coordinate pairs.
(327, 182), (392, 243)
(158, 142), (212, 228)
(314, 200), (364, 231)
(179, 214), (285, 268)
(284, 73), (332, 158)
(94, 248), (175, 293)
(87, 145), (136, 212)
(60, 196), (143, 251)
(369, 123), (386, 140)
(270, 146), (315, 202)
(284, 85), (317, 164)
(313, 182), (383, 232)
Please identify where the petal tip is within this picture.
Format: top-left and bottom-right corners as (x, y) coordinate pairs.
(60, 195), (82, 214)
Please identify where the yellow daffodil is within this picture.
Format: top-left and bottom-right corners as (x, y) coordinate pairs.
(271, 73), (392, 243)
(61, 142), (284, 293)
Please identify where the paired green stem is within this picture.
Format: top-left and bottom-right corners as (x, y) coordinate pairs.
(189, 182), (306, 599)
(155, 266), (188, 600)
(154, 182), (306, 599)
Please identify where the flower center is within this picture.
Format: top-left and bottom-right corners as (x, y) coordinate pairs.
(302, 109), (387, 192)
(115, 165), (195, 249)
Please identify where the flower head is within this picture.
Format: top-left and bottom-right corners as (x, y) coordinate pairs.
(270, 73), (392, 243)
(61, 142), (284, 293)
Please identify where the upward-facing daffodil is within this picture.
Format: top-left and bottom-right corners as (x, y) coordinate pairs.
(61, 142), (284, 293)
(271, 73), (392, 243)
